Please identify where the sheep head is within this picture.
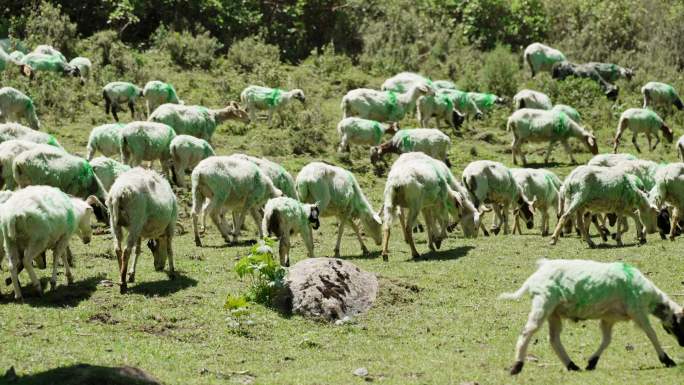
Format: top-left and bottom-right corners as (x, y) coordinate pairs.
(623, 68), (635, 80)
(515, 196), (535, 229)
(147, 238), (169, 271)
(292, 89), (306, 103)
(370, 146), (382, 164)
(656, 304), (684, 347)
(86, 195), (109, 227)
(638, 199), (660, 235)
(451, 110), (465, 130)
(661, 123), (674, 143)
(657, 207), (672, 240)
(385, 122), (399, 135)
(218, 102), (249, 123)
(307, 204), (320, 230)
(363, 212), (383, 246)
(583, 133), (599, 155)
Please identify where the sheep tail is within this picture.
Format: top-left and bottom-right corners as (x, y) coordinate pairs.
(499, 260), (544, 300)
(190, 173), (205, 216)
(109, 195), (120, 229)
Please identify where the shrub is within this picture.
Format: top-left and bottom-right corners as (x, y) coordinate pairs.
(479, 44), (520, 96)
(9, 1), (78, 58)
(225, 36), (281, 74)
(159, 27), (223, 69)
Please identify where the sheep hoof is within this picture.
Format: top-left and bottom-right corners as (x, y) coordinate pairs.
(586, 356), (599, 371)
(434, 239), (442, 250)
(168, 271), (176, 280)
(120, 283), (128, 294)
(639, 237), (647, 245)
(49, 280), (56, 290)
(34, 285), (43, 297)
(587, 242), (596, 249)
(669, 235), (676, 242)
(541, 231), (549, 237)
(491, 227), (500, 236)
(381, 253), (388, 262)
(509, 361), (524, 375)
(566, 361), (581, 371)
(128, 273), (135, 283)
(411, 252), (421, 260)
(483, 230), (490, 237)
(660, 354), (676, 367)
(549, 238), (557, 246)
(333, 249), (341, 259)
(194, 237), (203, 247)
(361, 247), (370, 256)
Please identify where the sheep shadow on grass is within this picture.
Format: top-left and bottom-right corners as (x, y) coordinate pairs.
(521, 161), (564, 168)
(2, 363), (163, 385)
(0, 274), (102, 307)
(410, 245), (475, 262)
(126, 273), (198, 297)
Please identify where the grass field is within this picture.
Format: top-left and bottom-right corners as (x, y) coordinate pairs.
(1, 63), (684, 384)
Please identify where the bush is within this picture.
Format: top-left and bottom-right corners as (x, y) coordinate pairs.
(158, 27), (223, 69)
(225, 36), (281, 74)
(462, 0), (548, 50)
(233, 239), (286, 305)
(9, 1), (79, 57)
(479, 44), (520, 96)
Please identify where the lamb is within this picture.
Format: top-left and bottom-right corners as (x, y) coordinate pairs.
(191, 156), (282, 246)
(0, 87), (41, 130)
(107, 167), (178, 293)
(0, 123), (61, 147)
(169, 135), (214, 188)
(513, 89), (552, 110)
(102, 81), (144, 121)
(240, 85), (305, 125)
(381, 152), (480, 260)
(467, 92), (506, 113)
(613, 108), (673, 153)
(19, 52), (79, 79)
(510, 168), (562, 236)
(587, 153), (638, 167)
(262, 197), (320, 266)
(551, 104), (580, 123)
(1, 186), (95, 300)
(341, 84), (434, 122)
(523, 43), (567, 77)
(0, 140), (62, 189)
(296, 162), (382, 258)
(587, 62), (634, 82)
(370, 129), (451, 167)
(229, 154), (297, 199)
(508, 108), (599, 165)
(650, 163), (684, 240)
(68, 57), (91, 84)
(337, 117), (399, 151)
(462, 160), (534, 236)
(381, 72), (434, 93)
(119, 121), (176, 178)
(549, 165), (660, 247)
(86, 123), (124, 160)
(642, 81), (683, 111)
(416, 93), (466, 130)
(552, 61), (619, 100)
(89, 156), (131, 192)
(502, 258), (684, 375)
(148, 102), (249, 142)
(143, 80), (182, 117)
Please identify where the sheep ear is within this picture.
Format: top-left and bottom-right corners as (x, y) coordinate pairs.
(586, 135), (596, 147)
(372, 212), (382, 225)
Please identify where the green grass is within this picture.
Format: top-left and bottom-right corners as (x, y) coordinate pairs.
(1, 64), (684, 384)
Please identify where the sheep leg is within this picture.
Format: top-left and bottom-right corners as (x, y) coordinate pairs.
(302, 226), (314, 259)
(586, 319), (614, 370)
(349, 219), (370, 256)
(669, 208), (680, 241)
(541, 208), (550, 236)
(502, 202), (511, 235)
(512, 211), (521, 235)
(423, 210), (438, 252)
(404, 207), (421, 259)
(208, 206), (233, 244)
(22, 243), (44, 297)
(632, 313), (676, 367)
(398, 208), (410, 243)
(576, 209), (596, 248)
(333, 214), (348, 258)
(165, 232), (175, 278)
(510, 138), (519, 165)
(250, 208), (264, 240)
(631, 132), (641, 153)
(338, 135), (349, 153)
(128, 101), (136, 120)
(228, 210), (243, 243)
(550, 200), (580, 245)
(128, 238), (142, 283)
(120, 226), (141, 293)
(111, 105), (120, 122)
(628, 211), (646, 244)
(278, 234), (291, 267)
(491, 204), (503, 235)
(6, 242), (23, 300)
(614, 216), (624, 246)
(652, 132), (660, 150)
(548, 313), (580, 371)
(543, 141), (555, 164)
(510, 296), (553, 375)
(381, 221), (391, 262)
(561, 140), (577, 164)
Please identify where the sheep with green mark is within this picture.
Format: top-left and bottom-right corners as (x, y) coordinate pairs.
(381, 72), (436, 94)
(1, 186), (95, 300)
(8, 51), (24, 63)
(642, 81), (683, 111)
(502, 258), (684, 375)
(240, 85), (305, 125)
(341, 84), (433, 122)
(0, 123), (61, 148)
(230, 153), (297, 199)
(510, 168), (562, 236)
(381, 152), (480, 261)
(587, 62), (634, 82)
(102, 81), (144, 122)
(0, 87), (41, 130)
(507, 108), (598, 165)
(416, 93), (466, 130)
(119, 121), (176, 178)
(523, 43), (567, 77)
(551, 104), (581, 123)
(513, 89), (552, 110)
(143, 80), (182, 117)
(587, 153), (638, 167)
(107, 167), (178, 294)
(191, 156), (282, 247)
(613, 108), (673, 153)
(296, 162), (382, 258)
(89, 156), (131, 192)
(438, 89), (483, 119)
(169, 135), (214, 188)
(371, 128), (451, 167)
(86, 123), (124, 160)
(262, 197), (320, 266)
(649, 163), (684, 240)
(68, 57), (91, 84)
(19, 52), (79, 79)
(337, 117), (399, 152)
(149, 102), (249, 142)
(32, 45), (67, 62)
(550, 165), (660, 247)
(0, 140), (63, 190)
(467, 92), (506, 113)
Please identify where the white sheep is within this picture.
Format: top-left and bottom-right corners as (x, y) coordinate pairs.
(341, 84), (433, 122)
(502, 258), (684, 375)
(0, 87), (41, 130)
(523, 43), (567, 77)
(169, 135), (215, 188)
(102, 81), (144, 122)
(68, 57), (91, 84)
(507, 108), (599, 165)
(191, 156), (282, 246)
(107, 167), (178, 293)
(229, 154), (297, 199)
(337, 117), (399, 151)
(381, 152), (480, 260)
(32, 45), (67, 62)
(149, 102), (249, 142)
(438, 89), (483, 119)
(381, 72), (435, 93)
(551, 104), (580, 123)
(296, 162), (382, 258)
(86, 123), (124, 160)
(642, 81), (683, 111)
(143, 80), (182, 117)
(587, 153), (638, 167)
(370, 128), (451, 167)
(513, 89), (552, 110)
(262, 197), (320, 266)
(1, 186), (94, 300)
(416, 93), (466, 130)
(0, 123), (61, 147)
(467, 92), (505, 113)
(119, 121), (176, 178)
(89, 156), (131, 192)
(677, 136), (684, 162)
(0, 140), (61, 190)
(432, 80), (457, 90)
(19, 52), (79, 79)
(613, 108), (673, 153)
(650, 163), (684, 240)
(510, 168), (562, 236)
(240, 85), (305, 125)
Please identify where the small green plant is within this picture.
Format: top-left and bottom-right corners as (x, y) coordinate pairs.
(232, 237), (286, 306)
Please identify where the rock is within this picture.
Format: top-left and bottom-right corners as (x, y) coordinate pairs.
(275, 258), (378, 322)
(353, 367), (369, 377)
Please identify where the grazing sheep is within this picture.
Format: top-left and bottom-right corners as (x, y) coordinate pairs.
(551, 104), (581, 123)
(143, 80), (182, 117)
(381, 152), (480, 260)
(650, 163), (684, 240)
(119, 121), (176, 178)
(0, 140), (61, 189)
(1, 186), (94, 300)
(613, 108), (673, 153)
(229, 154), (297, 199)
(513, 89), (552, 110)
(550, 165), (660, 247)
(0, 87), (41, 130)
(107, 167), (178, 293)
(19, 52), (79, 79)
(86, 123), (124, 160)
(587, 153), (638, 167)
(642, 81), (683, 111)
(416, 93), (466, 130)
(439, 89), (484, 119)
(296, 162), (382, 258)
(341, 84), (434, 122)
(337, 117), (399, 151)
(0, 123), (61, 147)
(381, 72), (435, 93)
(191, 156), (282, 246)
(149, 102), (249, 142)
(523, 43), (567, 77)
(510, 168), (562, 236)
(467, 92), (506, 113)
(502, 259), (684, 375)
(89, 156), (131, 192)
(587, 62), (634, 82)
(552, 61), (619, 100)
(262, 197), (320, 266)
(507, 108), (599, 165)
(240, 85), (305, 125)
(169, 135), (214, 188)
(68, 57), (91, 84)
(102, 81), (144, 122)
(370, 129), (451, 167)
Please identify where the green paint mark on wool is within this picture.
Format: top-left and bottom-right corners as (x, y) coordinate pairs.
(665, 84), (677, 98)
(553, 111), (570, 136)
(25, 98), (34, 112)
(74, 160), (94, 191)
(454, 91), (468, 109)
(371, 121), (383, 144)
(645, 109), (661, 125)
(385, 91), (398, 117)
(47, 135), (59, 147)
(397, 130), (414, 151)
(65, 206), (76, 231)
(480, 94), (497, 108)
(438, 94), (453, 111)
(265, 88), (282, 107)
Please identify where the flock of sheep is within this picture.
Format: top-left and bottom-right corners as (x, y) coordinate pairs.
(1, 41), (684, 376)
